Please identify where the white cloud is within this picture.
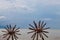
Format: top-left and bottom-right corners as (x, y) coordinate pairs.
(0, 16), (7, 19)
(0, 0), (35, 11)
(0, 0), (13, 9)
(0, 0), (60, 12)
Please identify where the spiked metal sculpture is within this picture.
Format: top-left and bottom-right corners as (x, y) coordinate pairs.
(28, 21), (50, 40)
(2, 24), (21, 40)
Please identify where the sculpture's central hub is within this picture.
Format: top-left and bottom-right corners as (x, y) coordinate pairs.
(35, 28), (42, 33)
(9, 31), (15, 35)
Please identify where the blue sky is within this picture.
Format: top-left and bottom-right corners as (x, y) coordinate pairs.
(0, 0), (60, 29)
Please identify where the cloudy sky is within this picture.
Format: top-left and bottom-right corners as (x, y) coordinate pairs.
(0, 0), (60, 29)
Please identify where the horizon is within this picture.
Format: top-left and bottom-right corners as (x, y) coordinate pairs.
(0, 0), (60, 29)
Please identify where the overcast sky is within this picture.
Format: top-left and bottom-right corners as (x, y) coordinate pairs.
(0, 0), (60, 29)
